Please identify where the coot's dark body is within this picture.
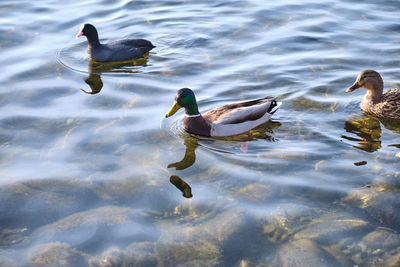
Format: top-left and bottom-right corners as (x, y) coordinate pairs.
(76, 24), (155, 62)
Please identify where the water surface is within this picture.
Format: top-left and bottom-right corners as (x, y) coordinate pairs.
(1, 0), (400, 266)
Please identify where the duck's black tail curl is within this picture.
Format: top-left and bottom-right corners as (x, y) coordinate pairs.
(267, 100), (278, 114)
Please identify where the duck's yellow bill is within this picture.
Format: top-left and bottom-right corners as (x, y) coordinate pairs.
(166, 101), (181, 117)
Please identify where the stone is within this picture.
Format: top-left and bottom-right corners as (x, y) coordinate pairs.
(383, 251), (400, 267)
(277, 239), (339, 267)
(342, 185), (400, 230)
(28, 242), (89, 267)
(0, 227), (28, 246)
(155, 207), (247, 266)
(89, 247), (123, 267)
(123, 242), (158, 267)
(359, 227), (400, 252)
(235, 183), (276, 202)
(294, 213), (371, 243)
(0, 255), (18, 267)
(31, 206), (157, 249)
(0, 180), (99, 229)
(260, 203), (321, 243)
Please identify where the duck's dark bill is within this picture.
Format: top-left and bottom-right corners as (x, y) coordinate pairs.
(346, 83), (360, 93)
(166, 101), (181, 117)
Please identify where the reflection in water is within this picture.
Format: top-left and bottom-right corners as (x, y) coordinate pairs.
(170, 175), (192, 198)
(240, 133), (253, 153)
(167, 122), (281, 198)
(81, 73), (103, 94)
(343, 114), (400, 153)
(379, 117), (400, 154)
(80, 56), (149, 95)
(378, 117), (400, 134)
(342, 115), (382, 153)
(168, 121), (281, 170)
(168, 137), (199, 170)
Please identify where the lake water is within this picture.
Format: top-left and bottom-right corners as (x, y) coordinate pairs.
(1, 0), (400, 266)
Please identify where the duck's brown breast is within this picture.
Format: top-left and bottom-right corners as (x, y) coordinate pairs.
(184, 116), (211, 137)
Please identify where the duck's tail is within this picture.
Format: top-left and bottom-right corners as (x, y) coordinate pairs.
(267, 100), (281, 114)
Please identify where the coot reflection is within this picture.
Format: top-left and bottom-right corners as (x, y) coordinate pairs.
(80, 57), (149, 95)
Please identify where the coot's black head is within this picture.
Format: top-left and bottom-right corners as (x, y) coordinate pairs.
(76, 24), (99, 43)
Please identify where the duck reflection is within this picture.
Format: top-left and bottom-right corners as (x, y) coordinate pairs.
(168, 137), (199, 170)
(167, 121), (281, 198)
(80, 56), (149, 95)
(170, 175), (192, 198)
(342, 114), (400, 153)
(168, 121), (281, 170)
(342, 115), (382, 152)
(167, 137), (198, 198)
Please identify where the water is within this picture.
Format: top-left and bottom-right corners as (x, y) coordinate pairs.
(1, 0), (400, 266)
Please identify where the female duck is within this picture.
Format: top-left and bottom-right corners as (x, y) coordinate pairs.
(347, 70), (400, 119)
(76, 24), (154, 62)
(165, 88), (280, 137)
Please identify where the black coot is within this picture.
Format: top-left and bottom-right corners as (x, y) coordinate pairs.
(76, 24), (155, 62)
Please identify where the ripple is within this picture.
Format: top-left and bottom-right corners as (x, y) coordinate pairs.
(2, 0), (400, 265)
(57, 41), (152, 75)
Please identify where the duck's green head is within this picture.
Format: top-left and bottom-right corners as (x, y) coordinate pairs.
(166, 88), (199, 117)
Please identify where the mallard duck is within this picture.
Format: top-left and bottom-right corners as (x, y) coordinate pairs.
(76, 24), (154, 62)
(165, 88), (280, 137)
(347, 70), (400, 119)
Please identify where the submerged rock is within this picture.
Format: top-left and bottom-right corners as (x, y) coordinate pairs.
(89, 247), (123, 267)
(384, 252), (400, 267)
(155, 207), (247, 266)
(353, 227), (400, 266)
(28, 242), (89, 267)
(235, 183), (277, 202)
(260, 203), (321, 243)
(92, 177), (147, 202)
(156, 239), (221, 266)
(0, 255), (18, 267)
(31, 206), (157, 250)
(0, 227), (28, 246)
(293, 213), (371, 243)
(359, 227), (400, 252)
(0, 180), (100, 230)
(123, 242), (158, 266)
(277, 239), (339, 267)
(89, 242), (159, 267)
(342, 185), (400, 230)
(86, 242), (158, 267)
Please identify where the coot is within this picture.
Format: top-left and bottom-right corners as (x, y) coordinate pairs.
(76, 24), (155, 62)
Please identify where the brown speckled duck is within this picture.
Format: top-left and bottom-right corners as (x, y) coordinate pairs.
(347, 70), (400, 119)
(165, 88), (280, 137)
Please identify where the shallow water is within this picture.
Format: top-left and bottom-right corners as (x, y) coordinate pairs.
(1, 0), (400, 266)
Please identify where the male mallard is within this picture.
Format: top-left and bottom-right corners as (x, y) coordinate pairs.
(165, 88), (280, 137)
(347, 70), (400, 119)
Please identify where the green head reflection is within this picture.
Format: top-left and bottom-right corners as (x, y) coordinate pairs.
(170, 175), (192, 198)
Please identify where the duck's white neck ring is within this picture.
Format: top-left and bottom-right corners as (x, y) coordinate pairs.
(185, 114), (201, 118)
